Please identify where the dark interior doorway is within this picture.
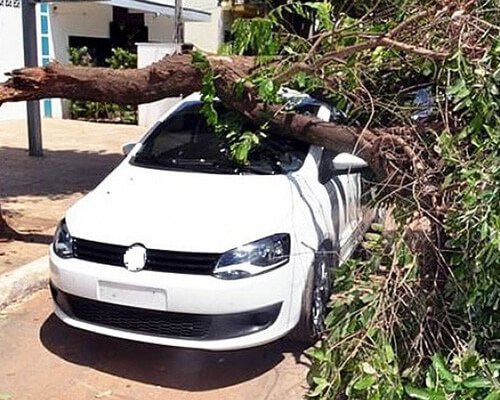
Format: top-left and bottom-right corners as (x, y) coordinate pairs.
(68, 36), (112, 66)
(110, 6), (148, 52)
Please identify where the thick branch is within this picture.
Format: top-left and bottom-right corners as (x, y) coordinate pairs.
(209, 58), (392, 178)
(0, 55), (198, 105)
(0, 55), (256, 106)
(0, 52), (415, 180)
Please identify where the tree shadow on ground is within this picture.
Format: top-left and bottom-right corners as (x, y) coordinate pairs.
(40, 314), (310, 391)
(0, 232), (53, 244)
(0, 146), (124, 199)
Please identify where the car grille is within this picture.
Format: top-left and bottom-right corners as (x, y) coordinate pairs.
(51, 284), (283, 341)
(72, 238), (221, 274)
(61, 290), (212, 339)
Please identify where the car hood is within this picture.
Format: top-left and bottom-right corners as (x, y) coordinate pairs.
(66, 164), (294, 253)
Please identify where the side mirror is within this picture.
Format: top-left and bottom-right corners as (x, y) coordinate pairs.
(122, 142), (137, 156)
(332, 153), (368, 171)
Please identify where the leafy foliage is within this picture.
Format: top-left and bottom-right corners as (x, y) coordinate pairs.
(217, 1), (500, 399)
(440, 41), (500, 354)
(192, 51), (264, 163)
(306, 226), (408, 399)
(69, 47), (137, 123)
(406, 351), (500, 400)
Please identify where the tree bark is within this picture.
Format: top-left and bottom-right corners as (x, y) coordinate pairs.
(0, 53), (411, 180)
(209, 58), (389, 178)
(0, 54), (256, 105)
(0, 204), (19, 240)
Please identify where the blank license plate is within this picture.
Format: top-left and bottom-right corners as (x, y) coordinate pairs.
(98, 281), (167, 311)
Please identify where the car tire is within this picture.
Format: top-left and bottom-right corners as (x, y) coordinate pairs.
(289, 242), (338, 344)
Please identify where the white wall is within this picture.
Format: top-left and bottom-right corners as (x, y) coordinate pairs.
(183, 0), (217, 13)
(47, 3), (113, 118)
(49, 3), (113, 65)
(48, 3), (214, 60)
(137, 43), (181, 127)
(145, 14), (175, 42)
(185, 6), (223, 53)
(0, 6), (27, 121)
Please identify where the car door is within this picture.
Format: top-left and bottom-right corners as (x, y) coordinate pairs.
(318, 150), (365, 260)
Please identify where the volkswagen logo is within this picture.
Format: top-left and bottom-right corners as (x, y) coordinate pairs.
(123, 244), (147, 272)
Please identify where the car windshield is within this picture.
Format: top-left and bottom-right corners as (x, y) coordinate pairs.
(132, 101), (312, 175)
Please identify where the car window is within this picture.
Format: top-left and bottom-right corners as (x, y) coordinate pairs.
(132, 101), (310, 175)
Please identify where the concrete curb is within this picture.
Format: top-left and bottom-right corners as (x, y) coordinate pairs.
(0, 256), (49, 310)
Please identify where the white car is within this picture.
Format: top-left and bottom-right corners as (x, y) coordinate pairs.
(49, 91), (370, 351)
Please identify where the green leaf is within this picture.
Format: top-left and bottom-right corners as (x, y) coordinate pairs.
(384, 344), (395, 364)
(306, 2), (332, 30)
(405, 386), (431, 400)
(484, 390), (500, 400)
(462, 345), (479, 371)
(191, 50), (209, 70)
(306, 346), (330, 362)
(353, 375), (376, 390)
(447, 79), (466, 96)
(361, 362), (377, 375)
(309, 376), (329, 397)
(462, 377), (492, 389)
(432, 354), (454, 383)
(490, 83), (499, 96)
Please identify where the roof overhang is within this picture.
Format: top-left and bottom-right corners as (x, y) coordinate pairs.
(36, 0), (211, 22)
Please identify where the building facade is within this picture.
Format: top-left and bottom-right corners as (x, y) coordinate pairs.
(0, 0), (222, 121)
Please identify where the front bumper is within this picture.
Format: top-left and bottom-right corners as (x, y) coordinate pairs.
(51, 282), (282, 341)
(49, 248), (309, 350)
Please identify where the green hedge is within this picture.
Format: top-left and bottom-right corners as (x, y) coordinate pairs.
(68, 47), (138, 124)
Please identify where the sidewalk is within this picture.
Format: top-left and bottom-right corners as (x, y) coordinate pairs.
(0, 118), (144, 303)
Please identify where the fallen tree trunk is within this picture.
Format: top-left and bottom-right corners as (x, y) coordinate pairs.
(0, 54), (264, 105)
(210, 57), (407, 179)
(0, 53), (419, 181)
(0, 54), (205, 105)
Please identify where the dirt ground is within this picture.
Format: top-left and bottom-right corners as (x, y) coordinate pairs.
(0, 118), (145, 274)
(0, 289), (309, 400)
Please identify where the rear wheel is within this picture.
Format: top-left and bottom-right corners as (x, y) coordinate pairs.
(290, 243), (338, 344)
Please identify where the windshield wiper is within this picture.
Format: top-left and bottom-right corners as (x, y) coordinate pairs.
(235, 163), (278, 175)
(151, 158), (242, 173)
(133, 155), (218, 170)
(171, 159), (278, 175)
(204, 159), (279, 175)
(134, 154), (278, 175)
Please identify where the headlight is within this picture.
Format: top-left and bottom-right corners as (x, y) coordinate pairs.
(213, 234), (290, 280)
(53, 219), (74, 258)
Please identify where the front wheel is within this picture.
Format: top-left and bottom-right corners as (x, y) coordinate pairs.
(290, 246), (337, 344)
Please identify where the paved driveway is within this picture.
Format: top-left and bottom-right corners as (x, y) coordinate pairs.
(0, 290), (309, 400)
(0, 119), (310, 399)
(0, 119), (144, 273)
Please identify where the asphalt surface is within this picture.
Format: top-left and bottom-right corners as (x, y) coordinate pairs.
(0, 289), (310, 400)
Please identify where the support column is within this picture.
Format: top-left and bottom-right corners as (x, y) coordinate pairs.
(21, 0), (43, 157)
(174, 0), (184, 44)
